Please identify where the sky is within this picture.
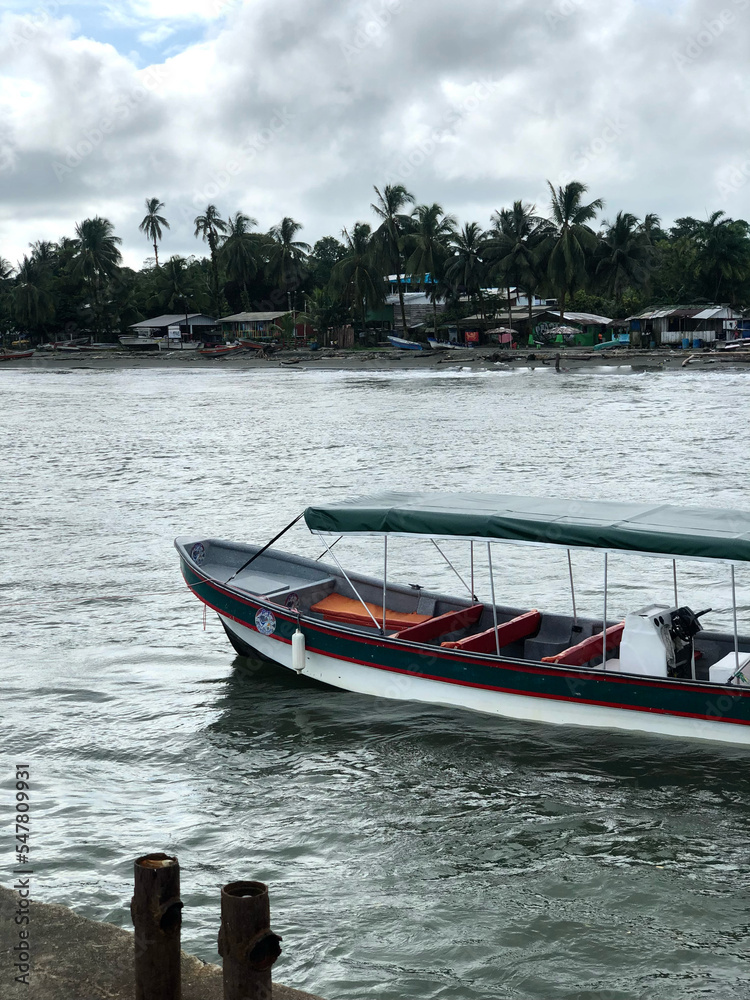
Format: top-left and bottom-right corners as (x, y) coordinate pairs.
(1, 0), (750, 269)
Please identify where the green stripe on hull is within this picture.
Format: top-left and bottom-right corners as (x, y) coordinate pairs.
(181, 560), (750, 729)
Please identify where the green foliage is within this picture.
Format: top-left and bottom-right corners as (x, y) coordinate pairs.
(4, 183), (750, 345)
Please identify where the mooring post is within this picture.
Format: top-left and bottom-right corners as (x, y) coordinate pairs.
(218, 880), (282, 1000)
(130, 853), (183, 1000)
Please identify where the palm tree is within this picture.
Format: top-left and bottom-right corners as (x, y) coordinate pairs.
(370, 183), (415, 334)
(12, 255), (55, 335)
(695, 211), (750, 303)
(486, 201), (547, 333)
(265, 217), (310, 297)
(298, 287), (351, 341)
(220, 212), (263, 310)
(404, 203), (457, 334)
(445, 222), (488, 317)
(330, 222), (385, 328)
(70, 217), (123, 335)
(542, 181), (604, 322)
(148, 255), (203, 316)
(194, 204), (228, 311)
(139, 198), (170, 267)
(594, 211), (655, 303)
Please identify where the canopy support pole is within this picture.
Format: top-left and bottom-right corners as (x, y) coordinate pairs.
(732, 564), (740, 673)
(382, 537), (388, 635)
(318, 535), (382, 632)
(487, 542), (501, 657)
(431, 540), (475, 600)
(602, 553), (608, 670)
(673, 560), (678, 607)
(470, 542), (475, 603)
(567, 550), (577, 625)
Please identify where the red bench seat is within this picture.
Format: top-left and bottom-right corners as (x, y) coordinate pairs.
(440, 610), (541, 654)
(541, 622), (625, 667)
(392, 604), (484, 643)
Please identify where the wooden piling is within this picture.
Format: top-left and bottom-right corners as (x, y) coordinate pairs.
(218, 881), (282, 1000)
(130, 853), (183, 1000)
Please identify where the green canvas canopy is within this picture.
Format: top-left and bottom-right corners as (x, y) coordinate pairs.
(303, 492), (750, 563)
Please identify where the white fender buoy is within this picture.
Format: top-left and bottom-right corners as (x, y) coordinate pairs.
(292, 629), (306, 673)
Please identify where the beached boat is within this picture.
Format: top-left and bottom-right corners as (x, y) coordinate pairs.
(427, 338), (464, 350)
(0, 349), (34, 360)
(238, 338), (277, 353)
(388, 335), (425, 351)
(199, 344), (245, 357)
(176, 493), (750, 745)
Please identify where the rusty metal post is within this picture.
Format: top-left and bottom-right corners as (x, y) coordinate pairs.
(130, 853), (183, 1000)
(218, 881), (282, 1000)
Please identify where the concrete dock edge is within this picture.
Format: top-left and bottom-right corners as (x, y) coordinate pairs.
(0, 885), (326, 1000)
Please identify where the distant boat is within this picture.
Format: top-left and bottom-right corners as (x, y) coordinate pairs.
(0, 349), (34, 361)
(199, 344), (245, 358)
(119, 335), (165, 350)
(388, 335), (424, 351)
(238, 339), (277, 354)
(427, 338), (462, 350)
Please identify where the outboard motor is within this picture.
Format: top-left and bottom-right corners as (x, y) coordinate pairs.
(620, 604), (710, 679)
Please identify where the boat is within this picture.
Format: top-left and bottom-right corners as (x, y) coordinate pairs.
(238, 338), (277, 354)
(427, 338), (466, 350)
(199, 344), (245, 357)
(388, 335), (425, 351)
(119, 335), (166, 350)
(0, 349), (34, 360)
(175, 492), (750, 746)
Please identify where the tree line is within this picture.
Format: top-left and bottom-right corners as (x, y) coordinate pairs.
(2, 180), (750, 342)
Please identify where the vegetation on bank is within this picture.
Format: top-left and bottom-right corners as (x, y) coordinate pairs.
(2, 181), (750, 342)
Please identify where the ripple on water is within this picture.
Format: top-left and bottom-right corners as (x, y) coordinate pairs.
(2, 366), (750, 999)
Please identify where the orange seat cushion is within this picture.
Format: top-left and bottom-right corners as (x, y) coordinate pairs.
(310, 593), (430, 631)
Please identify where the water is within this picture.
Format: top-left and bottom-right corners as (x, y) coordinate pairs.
(2, 363), (750, 999)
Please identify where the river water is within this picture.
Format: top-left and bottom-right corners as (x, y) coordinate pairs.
(2, 363), (750, 999)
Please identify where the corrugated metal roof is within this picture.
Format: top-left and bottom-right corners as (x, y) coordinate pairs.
(558, 311), (612, 325)
(130, 313), (216, 329)
(628, 304), (741, 321)
(219, 312), (288, 322)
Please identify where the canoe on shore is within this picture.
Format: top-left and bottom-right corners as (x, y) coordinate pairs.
(0, 349), (34, 360)
(199, 344), (245, 357)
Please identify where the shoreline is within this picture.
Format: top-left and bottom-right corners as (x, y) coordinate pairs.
(3, 346), (750, 372)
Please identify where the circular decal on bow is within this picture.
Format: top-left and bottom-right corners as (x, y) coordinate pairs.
(191, 542), (206, 565)
(284, 592), (300, 611)
(255, 608), (277, 635)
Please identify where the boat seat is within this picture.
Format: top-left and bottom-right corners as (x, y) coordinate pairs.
(542, 622), (625, 666)
(392, 604), (485, 643)
(309, 593), (431, 631)
(440, 610), (541, 653)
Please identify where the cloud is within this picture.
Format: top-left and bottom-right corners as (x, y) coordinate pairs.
(1, 0), (750, 271)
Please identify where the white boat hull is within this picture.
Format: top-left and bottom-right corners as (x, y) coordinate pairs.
(221, 616), (750, 746)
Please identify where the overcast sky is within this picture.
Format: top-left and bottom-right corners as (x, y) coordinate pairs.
(1, 0), (749, 269)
